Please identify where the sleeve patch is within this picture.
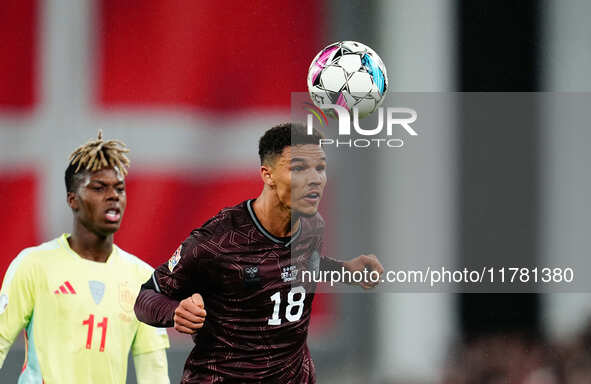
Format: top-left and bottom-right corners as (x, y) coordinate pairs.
(168, 245), (182, 272)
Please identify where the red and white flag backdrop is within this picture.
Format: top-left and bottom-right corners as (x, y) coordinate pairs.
(0, 0), (335, 332)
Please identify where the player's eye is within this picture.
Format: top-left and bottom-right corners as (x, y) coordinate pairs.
(316, 165), (326, 171)
(291, 166), (304, 172)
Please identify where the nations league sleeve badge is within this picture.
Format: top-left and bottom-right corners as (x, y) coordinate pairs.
(168, 245), (182, 272)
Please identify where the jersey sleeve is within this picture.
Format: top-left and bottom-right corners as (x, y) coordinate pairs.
(133, 348), (170, 384)
(320, 255), (345, 272)
(312, 217), (345, 272)
(153, 230), (211, 301)
(131, 321), (170, 356)
(0, 250), (38, 367)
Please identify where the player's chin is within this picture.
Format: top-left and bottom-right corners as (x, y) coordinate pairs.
(294, 204), (319, 217)
(98, 221), (121, 235)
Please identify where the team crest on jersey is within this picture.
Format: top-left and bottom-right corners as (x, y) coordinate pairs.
(0, 294), (8, 315)
(168, 245), (182, 272)
(281, 265), (299, 282)
(244, 266), (260, 283)
(119, 282), (134, 313)
(89, 280), (106, 305)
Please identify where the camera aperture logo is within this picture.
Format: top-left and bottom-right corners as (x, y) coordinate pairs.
(305, 103), (418, 149)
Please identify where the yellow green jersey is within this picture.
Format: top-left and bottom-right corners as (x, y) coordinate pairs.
(0, 234), (169, 383)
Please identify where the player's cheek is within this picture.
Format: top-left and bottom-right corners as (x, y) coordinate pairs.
(283, 177), (293, 196)
(119, 193), (127, 214)
(285, 188), (292, 206)
(80, 198), (93, 220)
(290, 174), (304, 192)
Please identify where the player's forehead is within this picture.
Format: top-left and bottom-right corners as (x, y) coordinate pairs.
(85, 167), (125, 183)
(280, 144), (326, 164)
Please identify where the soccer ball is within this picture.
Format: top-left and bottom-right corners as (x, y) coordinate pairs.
(307, 41), (388, 118)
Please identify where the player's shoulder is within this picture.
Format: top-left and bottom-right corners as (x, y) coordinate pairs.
(3, 237), (62, 281)
(115, 246), (154, 277)
(192, 199), (252, 239)
(13, 237), (62, 265)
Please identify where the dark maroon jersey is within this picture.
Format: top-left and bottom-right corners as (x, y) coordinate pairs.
(152, 199), (338, 383)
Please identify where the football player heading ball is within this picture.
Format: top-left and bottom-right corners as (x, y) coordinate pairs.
(135, 123), (383, 383)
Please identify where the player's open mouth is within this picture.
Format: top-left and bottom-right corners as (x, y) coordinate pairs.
(303, 192), (320, 203)
(105, 209), (121, 223)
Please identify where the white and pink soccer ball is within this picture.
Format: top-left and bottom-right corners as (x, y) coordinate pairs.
(307, 41), (388, 118)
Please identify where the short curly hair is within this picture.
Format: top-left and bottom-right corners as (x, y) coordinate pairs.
(258, 122), (324, 165)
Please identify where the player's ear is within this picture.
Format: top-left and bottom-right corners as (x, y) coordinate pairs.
(67, 191), (79, 211)
(260, 165), (275, 187)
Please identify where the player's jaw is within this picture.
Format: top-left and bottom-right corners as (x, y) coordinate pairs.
(292, 188), (323, 216)
(90, 200), (125, 236)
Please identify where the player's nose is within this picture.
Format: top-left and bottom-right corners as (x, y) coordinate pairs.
(308, 170), (323, 185)
(105, 186), (120, 201)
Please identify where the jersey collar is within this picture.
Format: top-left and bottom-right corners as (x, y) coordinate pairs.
(59, 233), (118, 265)
(246, 199), (302, 247)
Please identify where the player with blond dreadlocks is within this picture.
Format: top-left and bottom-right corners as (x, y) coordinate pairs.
(0, 131), (170, 383)
(69, 130), (130, 174)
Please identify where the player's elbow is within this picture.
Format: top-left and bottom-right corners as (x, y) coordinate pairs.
(134, 278), (177, 328)
(134, 275), (159, 322)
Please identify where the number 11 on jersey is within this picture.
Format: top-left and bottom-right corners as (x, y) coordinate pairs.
(82, 314), (108, 352)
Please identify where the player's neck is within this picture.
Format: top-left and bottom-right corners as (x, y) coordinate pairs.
(68, 223), (114, 263)
(252, 193), (299, 238)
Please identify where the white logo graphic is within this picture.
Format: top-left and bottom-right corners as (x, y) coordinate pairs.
(281, 265), (299, 282)
(306, 104), (418, 149)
